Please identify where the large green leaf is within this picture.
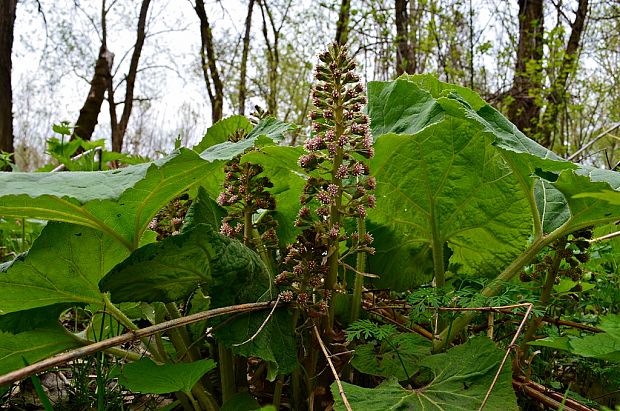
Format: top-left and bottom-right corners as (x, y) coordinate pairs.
(366, 79), (444, 137)
(464, 100), (620, 233)
(0, 327), (81, 377)
(368, 116), (532, 288)
(192, 115), (253, 153)
(214, 310), (297, 380)
(366, 75), (620, 291)
(568, 314), (620, 363)
(0, 222), (129, 314)
(0, 149), (214, 249)
(116, 358), (216, 394)
(199, 117), (294, 162)
(0, 303), (76, 334)
(221, 393), (262, 411)
(332, 337), (517, 410)
(183, 187), (227, 232)
(534, 179), (570, 233)
(530, 315), (620, 363)
(351, 332), (430, 381)
(100, 224), (271, 305)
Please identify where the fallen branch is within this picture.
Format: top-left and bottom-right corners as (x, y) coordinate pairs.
(367, 307), (434, 340)
(313, 324), (352, 411)
(497, 309), (602, 334)
(438, 303), (531, 313)
(513, 376), (597, 411)
(0, 301), (274, 387)
(366, 303), (602, 334)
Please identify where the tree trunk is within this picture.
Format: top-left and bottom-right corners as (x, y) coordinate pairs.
(395, 0), (416, 75)
(239, 0), (255, 116)
(194, 0), (224, 123)
(335, 0), (351, 45)
(74, 45), (114, 141)
(110, 0), (151, 152)
(258, 0), (277, 116)
(535, 0), (589, 149)
(506, 0), (544, 139)
(0, 0), (16, 165)
(258, 0), (291, 117)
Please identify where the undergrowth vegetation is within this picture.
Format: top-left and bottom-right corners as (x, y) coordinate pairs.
(0, 44), (619, 410)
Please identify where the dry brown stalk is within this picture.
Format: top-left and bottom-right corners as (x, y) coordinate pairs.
(512, 376), (597, 411)
(0, 301), (274, 387)
(313, 324), (352, 411)
(368, 307), (434, 340)
(479, 303), (533, 410)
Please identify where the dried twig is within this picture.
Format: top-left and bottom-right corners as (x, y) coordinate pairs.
(590, 230), (620, 243)
(0, 301), (274, 387)
(438, 303), (530, 312)
(313, 324), (352, 411)
(233, 295), (280, 347)
(368, 307), (434, 340)
(498, 309), (602, 333)
(480, 303), (533, 410)
(513, 376), (596, 411)
(366, 304), (602, 334)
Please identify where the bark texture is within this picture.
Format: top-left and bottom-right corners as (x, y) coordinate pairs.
(335, 0), (351, 45)
(195, 0), (224, 123)
(0, 0), (16, 161)
(535, 0), (589, 148)
(109, 0), (151, 152)
(239, 0), (255, 116)
(74, 45), (114, 141)
(395, 0), (416, 75)
(506, 0), (545, 138)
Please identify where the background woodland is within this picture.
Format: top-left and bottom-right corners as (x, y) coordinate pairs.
(0, 0), (619, 167)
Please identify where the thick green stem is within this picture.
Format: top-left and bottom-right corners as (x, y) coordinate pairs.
(430, 208), (445, 287)
(291, 367), (305, 410)
(325, 103), (345, 333)
(164, 304), (219, 410)
(243, 207), (253, 247)
(518, 238), (566, 359)
(190, 387), (219, 411)
(165, 303), (200, 362)
(182, 390), (200, 410)
(350, 217), (366, 323)
(103, 294), (165, 362)
(432, 229), (567, 352)
(273, 375), (284, 409)
(218, 345), (236, 403)
(251, 226), (275, 284)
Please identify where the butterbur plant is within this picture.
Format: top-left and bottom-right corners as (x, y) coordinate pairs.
(218, 158), (278, 250)
(277, 43), (376, 328)
(2, 41), (620, 411)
